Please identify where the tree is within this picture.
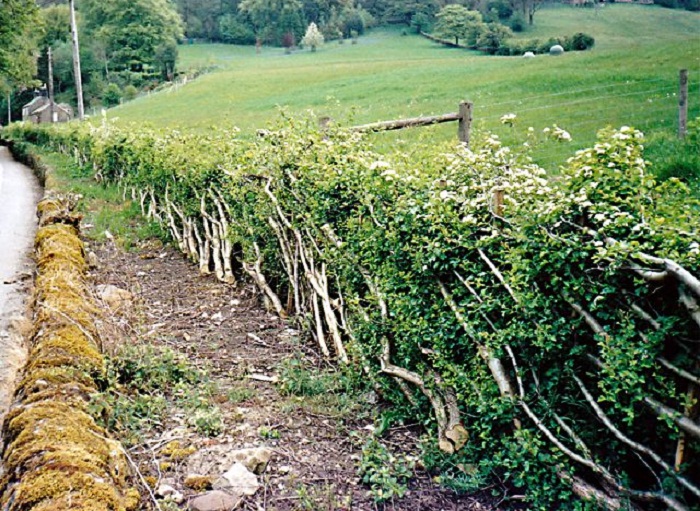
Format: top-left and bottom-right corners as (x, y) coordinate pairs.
(219, 14), (257, 44)
(80, 0), (184, 78)
(476, 22), (513, 54)
(385, 0), (443, 25)
(239, 0), (305, 45)
(40, 4), (71, 47)
(509, 0), (545, 25)
(0, 0), (40, 89)
(301, 22), (324, 51)
(434, 5), (484, 47)
(174, 0), (225, 40)
(155, 41), (178, 80)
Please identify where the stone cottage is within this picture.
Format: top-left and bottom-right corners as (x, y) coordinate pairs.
(22, 90), (73, 124)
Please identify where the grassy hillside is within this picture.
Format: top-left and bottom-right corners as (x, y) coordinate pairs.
(108, 4), (700, 168)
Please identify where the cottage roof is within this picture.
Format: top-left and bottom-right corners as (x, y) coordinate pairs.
(23, 96), (49, 113)
(28, 101), (72, 116)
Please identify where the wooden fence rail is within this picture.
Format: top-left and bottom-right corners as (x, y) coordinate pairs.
(349, 101), (473, 146)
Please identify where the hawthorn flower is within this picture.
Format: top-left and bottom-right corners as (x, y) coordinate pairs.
(500, 113), (517, 126)
(550, 125), (572, 142)
(381, 168), (397, 180)
(369, 160), (390, 170)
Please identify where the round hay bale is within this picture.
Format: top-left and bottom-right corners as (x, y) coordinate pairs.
(549, 45), (564, 56)
(523, 51), (535, 58)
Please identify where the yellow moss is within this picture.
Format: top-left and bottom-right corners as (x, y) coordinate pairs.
(9, 470), (123, 511)
(18, 366), (97, 394)
(33, 284), (99, 336)
(21, 383), (95, 408)
(143, 476), (157, 488)
(26, 326), (104, 375)
(160, 441), (196, 461)
(159, 461), (173, 471)
(0, 196), (140, 511)
(35, 221), (81, 247)
(35, 224), (85, 270)
(184, 474), (212, 491)
(124, 488), (141, 511)
(4, 405), (112, 472)
(36, 198), (63, 217)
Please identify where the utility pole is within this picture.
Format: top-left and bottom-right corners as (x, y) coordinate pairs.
(48, 47), (56, 123)
(69, 0), (84, 120)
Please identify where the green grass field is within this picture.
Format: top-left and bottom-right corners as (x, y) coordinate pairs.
(108, 4), (700, 168)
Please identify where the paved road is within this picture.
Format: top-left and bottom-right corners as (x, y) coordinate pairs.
(0, 146), (41, 428)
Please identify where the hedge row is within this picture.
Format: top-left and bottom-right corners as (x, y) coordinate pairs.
(0, 191), (138, 510)
(3, 119), (699, 509)
(422, 30), (595, 56)
(492, 32), (596, 56)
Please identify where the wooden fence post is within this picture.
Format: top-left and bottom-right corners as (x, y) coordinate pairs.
(492, 189), (504, 217)
(458, 101), (473, 146)
(679, 69), (688, 139)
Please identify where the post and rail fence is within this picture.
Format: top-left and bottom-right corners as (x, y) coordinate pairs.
(350, 101), (473, 146)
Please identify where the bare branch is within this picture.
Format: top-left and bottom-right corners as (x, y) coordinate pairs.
(477, 249), (518, 303)
(679, 287), (700, 328)
(439, 280), (517, 402)
(568, 300), (607, 338)
(576, 224), (700, 298)
(643, 397), (700, 440)
(573, 375), (700, 500)
(658, 357), (700, 387)
(630, 303), (661, 330)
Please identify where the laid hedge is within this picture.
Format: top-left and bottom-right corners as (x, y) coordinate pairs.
(3, 118), (698, 509)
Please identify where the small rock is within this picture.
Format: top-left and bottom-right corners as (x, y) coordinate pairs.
(156, 484), (178, 498)
(213, 462), (260, 496)
(229, 447), (273, 475)
(157, 484), (185, 504)
(87, 250), (99, 269)
(277, 465), (291, 475)
(168, 491), (185, 504)
(185, 474), (213, 491)
(98, 284), (133, 312)
(189, 490), (241, 511)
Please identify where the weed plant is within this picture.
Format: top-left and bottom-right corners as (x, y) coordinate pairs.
(90, 344), (223, 445)
(357, 437), (416, 503)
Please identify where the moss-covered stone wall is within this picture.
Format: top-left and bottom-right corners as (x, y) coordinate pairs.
(0, 197), (139, 511)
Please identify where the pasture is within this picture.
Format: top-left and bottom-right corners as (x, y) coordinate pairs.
(108, 4), (700, 168)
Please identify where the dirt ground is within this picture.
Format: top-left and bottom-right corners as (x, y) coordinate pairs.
(89, 237), (505, 511)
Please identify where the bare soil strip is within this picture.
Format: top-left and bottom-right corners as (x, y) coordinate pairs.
(92, 238), (500, 510)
